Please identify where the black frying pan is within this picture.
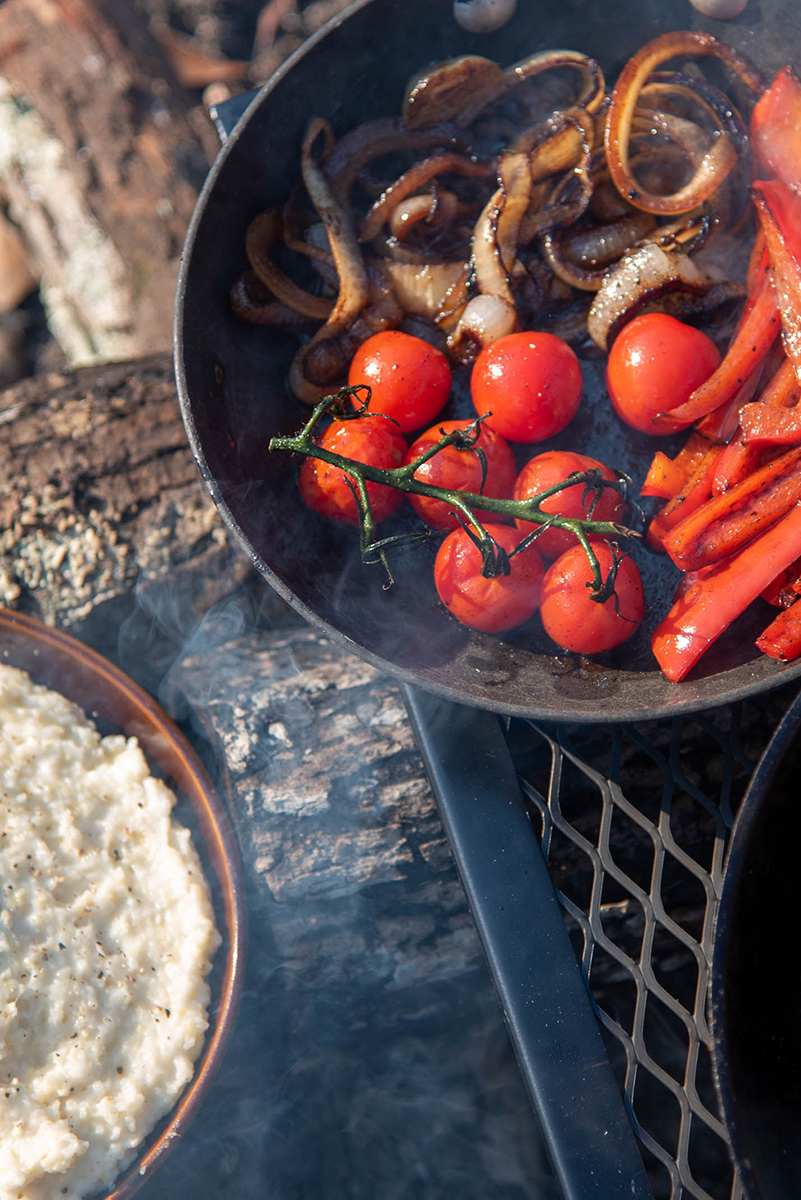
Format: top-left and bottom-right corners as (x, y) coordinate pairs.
(175, 0), (801, 722)
(711, 685), (801, 1200)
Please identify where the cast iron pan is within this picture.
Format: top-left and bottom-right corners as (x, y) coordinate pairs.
(175, 0), (801, 723)
(711, 685), (801, 1200)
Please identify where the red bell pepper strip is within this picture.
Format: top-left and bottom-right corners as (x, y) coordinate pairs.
(746, 227), (767, 294)
(652, 501), (801, 682)
(751, 65), (801, 191)
(760, 559), (801, 607)
(646, 445), (720, 551)
(739, 403), (801, 446)
(640, 452), (688, 500)
(662, 444), (801, 571)
(756, 601), (801, 662)
(710, 435), (763, 495)
(737, 357), (800, 445)
(695, 360), (764, 443)
(752, 180), (801, 383)
(662, 256), (780, 425)
(640, 431), (717, 501)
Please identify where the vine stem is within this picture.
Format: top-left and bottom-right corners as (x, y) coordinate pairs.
(269, 388), (642, 600)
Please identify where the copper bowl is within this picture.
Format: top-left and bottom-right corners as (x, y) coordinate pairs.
(0, 607), (246, 1200)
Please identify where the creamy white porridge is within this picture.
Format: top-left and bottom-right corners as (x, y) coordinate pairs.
(0, 664), (222, 1200)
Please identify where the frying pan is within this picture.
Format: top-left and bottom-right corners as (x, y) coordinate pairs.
(175, 0), (801, 723)
(710, 685), (801, 1200)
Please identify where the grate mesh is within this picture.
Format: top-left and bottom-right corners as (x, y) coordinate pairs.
(505, 687), (797, 1200)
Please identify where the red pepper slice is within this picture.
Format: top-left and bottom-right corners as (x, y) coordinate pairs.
(751, 65), (801, 190)
(756, 600), (801, 662)
(761, 559), (801, 607)
(646, 445), (720, 551)
(652, 501), (801, 681)
(752, 180), (801, 383)
(640, 451), (688, 500)
(663, 255), (780, 425)
(710, 435), (763, 495)
(739, 403), (801, 445)
(662, 444), (801, 571)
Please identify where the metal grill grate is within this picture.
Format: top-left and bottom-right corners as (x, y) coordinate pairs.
(506, 688), (796, 1200)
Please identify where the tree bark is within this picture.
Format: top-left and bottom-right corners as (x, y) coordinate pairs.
(0, 0), (213, 366)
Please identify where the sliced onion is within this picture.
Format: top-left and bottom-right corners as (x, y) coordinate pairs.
(447, 293), (517, 361)
(358, 151), (491, 242)
(290, 119), (371, 403)
(322, 117), (463, 207)
(604, 31), (763, 216)
(402, 55), (506, 129)
(459, 49), (605, 126)
(587, 242), (707, 350)
(376, 260), (467, 319)
(230, 272), (312, 325)
(541, 212), (657, 292)
(245, 208), (334, 320)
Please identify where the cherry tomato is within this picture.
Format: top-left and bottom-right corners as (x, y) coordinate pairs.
(405, 420), (517, 531)
(539, 540), (644, 654)
(298, 417), (407, 526)
(434, 522), (545, 633)
(348, 330), (451, 433)
(606, 313), (721, 435)
(513, 450), (625, 559)
(470, 331), (583, 443)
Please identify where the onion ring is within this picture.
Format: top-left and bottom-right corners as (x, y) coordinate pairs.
(246, 208), (334, 321)
(290, 119), (372, 403)
(604, 31), (763, 215)
(358, 151), (491, 242)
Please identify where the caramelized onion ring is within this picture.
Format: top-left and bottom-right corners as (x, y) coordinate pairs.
(541, 212), (657, 292)
(359, 152), (491, 242)
(459, 49), (605, 125)
(403, 55), (506, 129)
(246, 209), (334, 321)
(322, 117), (463, 207)
(290, 119), (371, 404)
(230, 272), (312, 325)
(587, 242), (707, 350)
(604, 31), (763, 215)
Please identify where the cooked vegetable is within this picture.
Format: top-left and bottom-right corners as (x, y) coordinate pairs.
(298, 416), (407, 525)
(513, 450), (625, 559)
(606, 313), (720, 435)
(652, 503), (801, 682)
(347, 330), (452, 432)
(405, 419), (517, 530)
(434, 522), (544, 633)
(662, 446), (801, 572)
(540, 541), (644, 653)
(751, 65), (801, 189)
(470, 331), (583, 442)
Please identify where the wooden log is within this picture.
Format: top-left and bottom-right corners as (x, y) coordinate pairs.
(0, 352), (253, 634)
(0, 0), (213, 366)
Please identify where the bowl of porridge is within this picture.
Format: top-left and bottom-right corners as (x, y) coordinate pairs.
(0, 608), (246, 1200)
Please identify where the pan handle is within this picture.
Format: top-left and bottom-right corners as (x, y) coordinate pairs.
(402, 684), (653, 1200)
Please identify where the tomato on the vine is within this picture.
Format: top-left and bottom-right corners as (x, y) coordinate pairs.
(606, 313), (721, 435)
(348, 330), (451, 433)
(470, 331), (583, 443)
(539, 540), (644, 654)
(513, 450), (625, 559)
(298, 417), (407, 526)
(405, 419), (517, 531)
(434, 522), (545, 634)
